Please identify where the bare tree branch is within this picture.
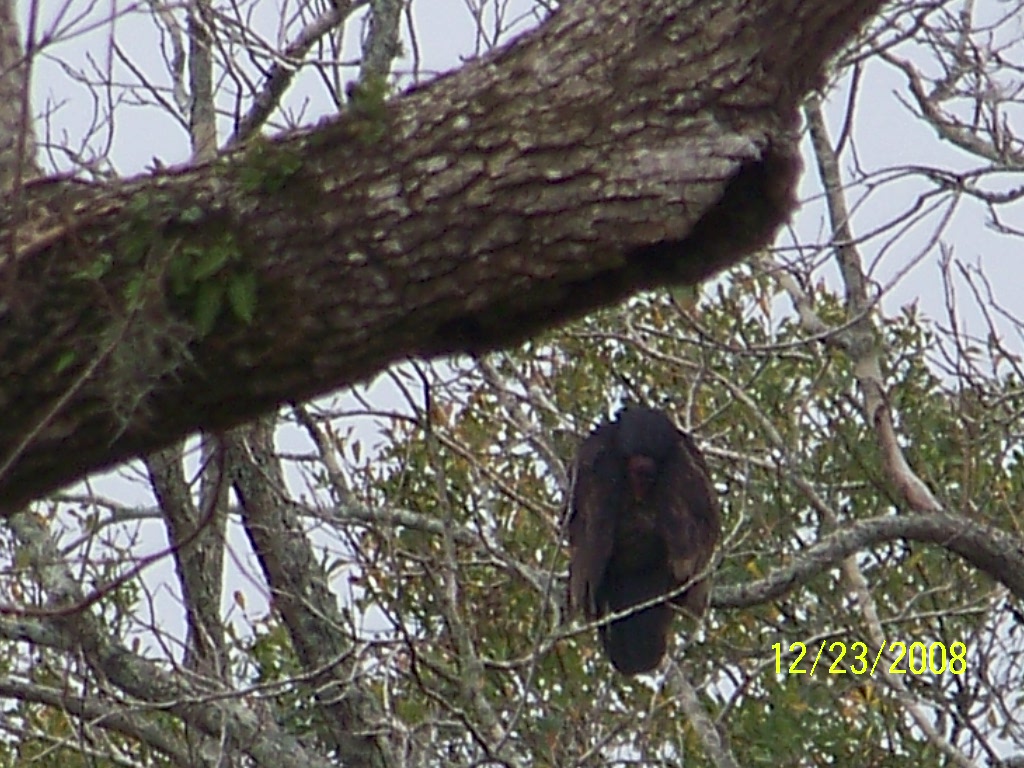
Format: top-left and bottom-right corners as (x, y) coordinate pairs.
(0, 0), (40, 190)
(5, 509), (339, 768)
(716, 511), (1024, 609)
(228, 1), (358, 146)
(228, 421), (395, 768)
(805, 96), (942, 512)
(0, 678), (195, 767)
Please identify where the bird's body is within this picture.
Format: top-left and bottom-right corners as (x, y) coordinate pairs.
(568, 407), (720, 675)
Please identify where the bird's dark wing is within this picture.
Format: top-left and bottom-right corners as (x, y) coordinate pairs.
(567, 423), (622, 619)
(654, 431), (721, 614)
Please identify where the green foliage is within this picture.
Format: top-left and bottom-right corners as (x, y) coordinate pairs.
(345, 74), (394, 145)
(236, 138), (308, 195)
(227, 271), (258, 324)
(164, 230), (257, 335)
(10, 264), (1022, 766)
(52, 348), (77, 375)
(108, 188), (259, 335)
(345, 268), (1023, 765)
(71, 251), (113, 281)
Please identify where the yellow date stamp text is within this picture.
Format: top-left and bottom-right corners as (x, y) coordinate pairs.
(773, 640), (967, 676)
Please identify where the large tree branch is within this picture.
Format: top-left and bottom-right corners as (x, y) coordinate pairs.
(0, 0), (883, 509)
(0, 0), (39, 190)
(227, 422), (394, 768)
(145, 444), (230, 679)
(715, 511), (1024, 609)
(0, 678), (194, 767)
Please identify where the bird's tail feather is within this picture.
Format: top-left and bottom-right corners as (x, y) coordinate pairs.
(598, 574), (672, 675)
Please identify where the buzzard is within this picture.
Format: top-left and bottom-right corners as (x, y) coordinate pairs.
(568, 406), (721, 675)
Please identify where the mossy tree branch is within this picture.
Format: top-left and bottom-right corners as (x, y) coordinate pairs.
(0, 0), (884, 510)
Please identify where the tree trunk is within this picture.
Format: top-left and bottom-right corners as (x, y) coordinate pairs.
(0, 0), (883, 509)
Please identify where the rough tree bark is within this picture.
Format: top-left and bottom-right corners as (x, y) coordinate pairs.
(0, 0), (883, 510)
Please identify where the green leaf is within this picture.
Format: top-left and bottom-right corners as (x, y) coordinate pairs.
(178, 205), (205, 223)
(168, 251), (192, 295)
(53, 350), (77, 375)
(227, 272), (257, 324)
(190, 246), (232, 280)
(122, 274), (145, 305)
(194, 281), (224, 336)
(73, 252), (113, 281)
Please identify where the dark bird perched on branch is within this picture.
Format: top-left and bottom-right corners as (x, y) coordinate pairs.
(568, 406), (721, 675)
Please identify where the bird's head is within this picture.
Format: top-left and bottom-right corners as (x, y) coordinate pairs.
(614, 407), (678, 501)
(625, 454), (658, 501)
